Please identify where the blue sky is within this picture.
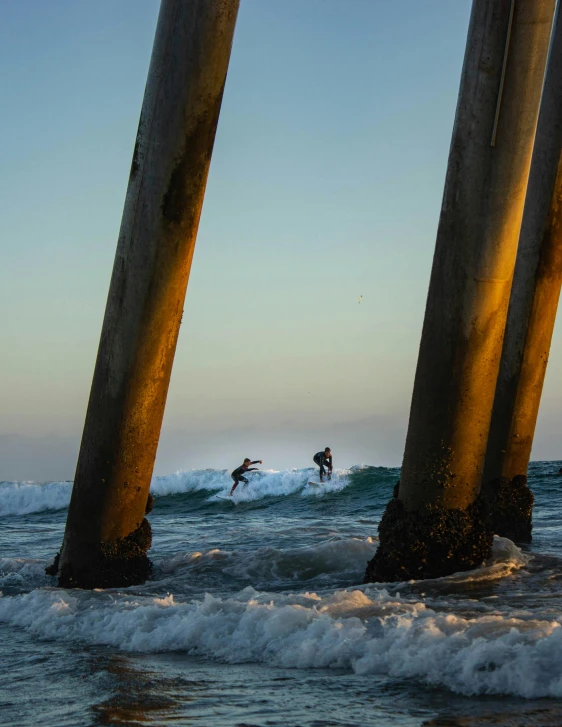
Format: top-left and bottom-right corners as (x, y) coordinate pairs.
(1, 0), (561, 479)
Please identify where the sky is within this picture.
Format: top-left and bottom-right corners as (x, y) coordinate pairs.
(1, 0), (561, 480)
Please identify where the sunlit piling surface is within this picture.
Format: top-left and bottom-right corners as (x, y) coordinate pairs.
(367, 0), (556, 582)
(483, 5), (562, 543)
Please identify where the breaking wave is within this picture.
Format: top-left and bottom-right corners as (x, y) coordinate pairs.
(0, 480), (72, 516)
(0, 467), (357, 516)
(151, 467), (353, 501)
(0, 538), (546, 698)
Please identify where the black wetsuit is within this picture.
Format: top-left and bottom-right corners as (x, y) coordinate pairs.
(231, 461), (260, 485)
(313, 451), (332, 479)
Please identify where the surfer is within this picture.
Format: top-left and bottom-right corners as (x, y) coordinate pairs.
(230, 458), (262, 496)
(313, 448), (333, 483)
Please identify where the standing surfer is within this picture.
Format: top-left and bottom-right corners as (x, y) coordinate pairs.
(313, 448), (333, 483)
(230, 458), (262, 496)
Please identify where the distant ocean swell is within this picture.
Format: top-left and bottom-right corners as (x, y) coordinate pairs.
(0, 539), (551, 698)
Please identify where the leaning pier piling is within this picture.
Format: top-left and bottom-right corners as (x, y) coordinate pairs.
(52, 0), (239, 588)
(366, 0), (555, 582)
(482, 5), (562, 543)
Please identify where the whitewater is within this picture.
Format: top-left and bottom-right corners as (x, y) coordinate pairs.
(2, 462), (562, 726)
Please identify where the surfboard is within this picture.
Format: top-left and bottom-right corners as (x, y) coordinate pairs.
(308, 481), (322, 487)
(216, 495), (236, 503)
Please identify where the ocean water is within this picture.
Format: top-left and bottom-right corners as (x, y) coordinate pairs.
(2, 462), (562, 727)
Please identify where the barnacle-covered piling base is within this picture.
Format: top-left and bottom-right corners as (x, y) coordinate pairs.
(57, 518), (153, 590)
(364, 492), (493, 583)
(484, 475), (533, 543)
(46, 493), (155, 588)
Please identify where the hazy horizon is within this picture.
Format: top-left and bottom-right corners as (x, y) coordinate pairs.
(2, 0), (561, 481)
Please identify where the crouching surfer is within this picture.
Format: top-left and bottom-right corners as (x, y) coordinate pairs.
(230, 458), (262, 496)
(313, 448), (333, 483)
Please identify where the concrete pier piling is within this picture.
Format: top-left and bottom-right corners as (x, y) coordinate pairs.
(51, 0), (240, 588)
(365, 0), (555, 583)
(483, 6), (562, 543)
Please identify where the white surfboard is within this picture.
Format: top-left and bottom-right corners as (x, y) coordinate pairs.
(308, 481), (322, 487)
(216, 495), (236, 503)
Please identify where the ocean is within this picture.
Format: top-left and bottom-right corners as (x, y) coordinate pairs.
(2, 461), (562, 726)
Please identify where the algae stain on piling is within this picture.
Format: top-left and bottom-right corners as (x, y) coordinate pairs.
(161, 90), (226, 229)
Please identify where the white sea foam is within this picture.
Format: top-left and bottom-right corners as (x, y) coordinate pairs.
(0, 558), (50, 590)
(149, 468), (230, 497)
(1, 575), (561, 698)
(0, 537), (546, 698)
(0, 467), (353, 516)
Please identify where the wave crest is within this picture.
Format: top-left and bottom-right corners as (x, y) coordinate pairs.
(0, 481), (72, 516)
(0, 467), (354, 516)
(1, 562), (560, 699)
